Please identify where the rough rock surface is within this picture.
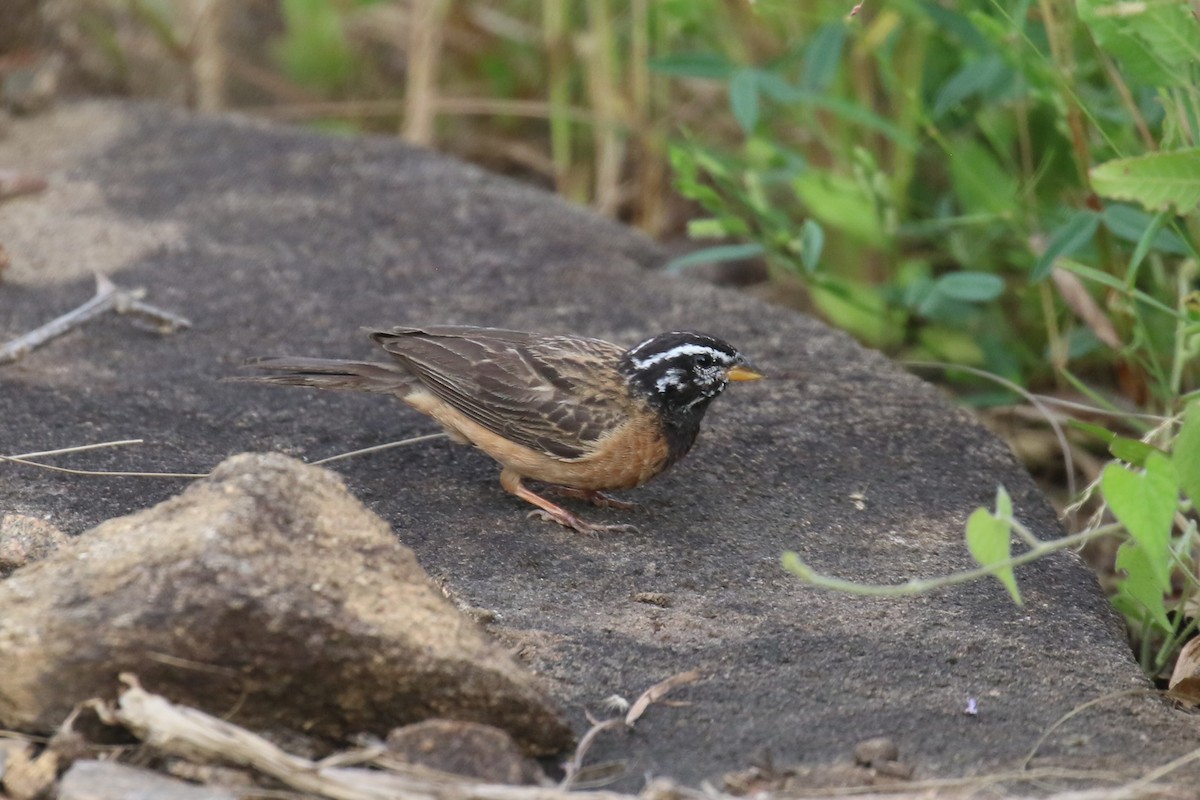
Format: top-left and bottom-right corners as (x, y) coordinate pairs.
(0, 513), (67, 577)
(0, 453), (571, 755)
(385, 720), (544, 784)
(0, 102), (1197, 789)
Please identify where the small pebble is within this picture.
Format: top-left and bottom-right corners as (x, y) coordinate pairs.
(853, 736), (899, 766)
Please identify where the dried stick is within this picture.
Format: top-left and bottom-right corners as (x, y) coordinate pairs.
(0, 274), (190, 365)
(402, 0), (450, 144)
(100, 675), (640, 800)
(87, 676), (1200, 800)
(560, 670), (701, 788)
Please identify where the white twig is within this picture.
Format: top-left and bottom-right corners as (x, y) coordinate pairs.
(102, 675), (638, 800)
(561, 670), (701, 789)
(0, 274), (190, 365)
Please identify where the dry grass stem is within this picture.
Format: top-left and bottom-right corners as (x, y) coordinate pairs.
(582, 0), (623, 216)
(402, 0), (450, 144)
(0, 439), (208, 478)
(184, 0), (230, 111)
(309, 433), (449, 466)
(1, 432), (447, 480)
(1022, 688), (1155, 769)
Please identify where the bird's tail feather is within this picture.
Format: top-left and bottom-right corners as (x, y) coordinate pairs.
(232, 357), (413, 394)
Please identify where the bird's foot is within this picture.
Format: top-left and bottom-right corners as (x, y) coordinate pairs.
(546, 486), (643, 512)
(526, 509), (640, 535)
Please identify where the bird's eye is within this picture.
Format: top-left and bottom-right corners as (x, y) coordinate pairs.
(696, 354), (714, 368)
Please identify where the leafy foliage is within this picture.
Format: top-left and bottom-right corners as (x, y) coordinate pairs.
(660, 0), (1200, 409)
(657, 0), (1200, 672)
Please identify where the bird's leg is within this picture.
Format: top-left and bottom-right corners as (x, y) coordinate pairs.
(500, 468), (638, 534)
(545, 486), (642, 512)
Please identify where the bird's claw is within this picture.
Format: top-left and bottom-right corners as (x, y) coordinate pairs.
(526, 509), (639, 535)
(545, 486), (644, 512)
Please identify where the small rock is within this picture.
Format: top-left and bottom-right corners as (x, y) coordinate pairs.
(58, 761), (237, 800)
(0, 453), (572, 756)
(0, 514), (68, 577)
(385, 719), (544, 784)
(852, 735), (899, 767)
(632, 591), (672, 608)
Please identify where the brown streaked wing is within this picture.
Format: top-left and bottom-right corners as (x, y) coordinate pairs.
(370, 328), (631, 460)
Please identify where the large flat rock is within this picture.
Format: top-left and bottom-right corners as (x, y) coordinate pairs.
(0, 102), (1195, 789)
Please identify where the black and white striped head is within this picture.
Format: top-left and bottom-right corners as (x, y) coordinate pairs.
(618, 331), (762, 422)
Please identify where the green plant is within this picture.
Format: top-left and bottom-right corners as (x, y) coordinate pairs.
(653, 0), (1200, 673)
(661, 0), (1199, 398)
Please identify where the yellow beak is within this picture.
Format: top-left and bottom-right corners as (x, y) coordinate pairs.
(727, 364), (765, 382)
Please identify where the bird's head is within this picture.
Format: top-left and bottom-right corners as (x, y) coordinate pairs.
(618, 331), (762, 422)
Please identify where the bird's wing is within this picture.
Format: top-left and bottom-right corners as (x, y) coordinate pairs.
(370, 327), (631, 460)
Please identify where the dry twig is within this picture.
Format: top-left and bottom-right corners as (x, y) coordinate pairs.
(560, 669), (701, 789)
(98, 675), (640, 800)
(0, 274), (190, 366)
(80, 675), (1200, 800)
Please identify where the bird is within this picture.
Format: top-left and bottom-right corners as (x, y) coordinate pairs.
(236, 326), (763, 533)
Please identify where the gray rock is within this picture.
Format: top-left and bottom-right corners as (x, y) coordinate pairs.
(0, 453), (571, 756)
(0, 514), (68, 577)
(1, 101), (1197, 788)
(58, 761), (237, 800)
(853, 737), (899, 767)
(385, 719), (544, 784)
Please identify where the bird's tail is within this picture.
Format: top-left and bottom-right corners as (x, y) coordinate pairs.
(232, 357), (414, 394)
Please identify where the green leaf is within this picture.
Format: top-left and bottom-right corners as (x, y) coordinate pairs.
(800, 22), (847, 92)
(1101, 454), (1178, 589)
(915, 0), (992, 51)
(649, 52), (734, 79)
(686, 218), (732, 239)
(1077, 0), (1200, 88)
(1091, 149), (1200, 213)
(1030, 211), (1099, 283)
(1111, 540), (1174, 633)
(933, 55), (1009, 119)
(949, 138), (1017, 215)
(729, 69), (761, 134)
(664, 243), (766, 274)
(799, 219), (825, 273)
(809, 278), (900, 348)
(794, 170), (886, 246)
(1102, 205), (1188, 257)
(930, 272), (1005, 303)
(1173, 401), (1200, 509)
(916, 326), (986, 364)
(1067, 419), (1117, 445)
(758, 82), (919, 149)
(965, 486), (1022, 604)
(1109, 436), (1165, 467)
